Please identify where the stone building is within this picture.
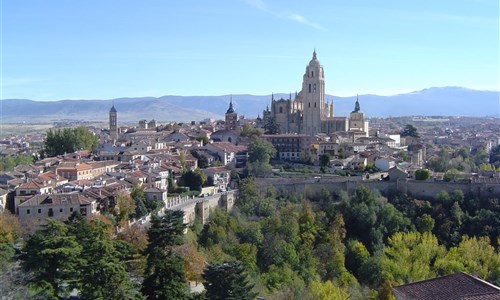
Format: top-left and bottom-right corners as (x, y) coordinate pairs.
(109, 105), (118, 144)
(225, 97), (238, 131)
(262, 50), (368, 136)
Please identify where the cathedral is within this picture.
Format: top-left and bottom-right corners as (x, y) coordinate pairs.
(262, 50), (368, 136)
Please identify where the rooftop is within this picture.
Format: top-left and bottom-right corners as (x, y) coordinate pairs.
(393, 272), (500, 300)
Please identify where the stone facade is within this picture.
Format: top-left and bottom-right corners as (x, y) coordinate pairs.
(262, 50), (368, 136)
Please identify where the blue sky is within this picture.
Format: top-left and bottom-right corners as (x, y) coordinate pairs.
(1, 0), (499, 100)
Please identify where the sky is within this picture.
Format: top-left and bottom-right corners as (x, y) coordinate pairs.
(1, 0), (499, 100)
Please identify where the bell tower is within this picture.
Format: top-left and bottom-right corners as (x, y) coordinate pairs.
(109, 105), (118, 144)
(301, 49), (325, 135)
(225, 96), (238, 131)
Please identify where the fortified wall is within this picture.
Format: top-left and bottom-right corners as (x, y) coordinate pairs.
(255, 177), (500, 201)
(166, 190), (236, 225)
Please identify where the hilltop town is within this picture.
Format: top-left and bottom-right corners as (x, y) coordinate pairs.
(1, 52), (500, 299)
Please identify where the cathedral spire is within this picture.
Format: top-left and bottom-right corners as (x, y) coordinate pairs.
(313, 48), (317, 60)
(226, 95), (235, 114)
(353, 94), (360, 113)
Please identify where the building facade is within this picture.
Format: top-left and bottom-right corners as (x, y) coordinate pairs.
(263, 50), (368, 136)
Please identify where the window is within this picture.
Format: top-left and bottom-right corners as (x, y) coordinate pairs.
(48, 208), (53, 217)
(314, 103), (317, 108)
(27, 209), (30, 215)
(70, 207), (73, 212)
(308, 103), (310, 108)
(312, 71), (314, 77)
(38, 209), (41, 214)
(279, 107), (283, 113)
(60, 208), (63, 213)
(313, 84), (316, 93)
(309, 84), (311, 93)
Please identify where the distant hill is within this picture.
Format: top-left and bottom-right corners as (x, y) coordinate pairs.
(1, 87), (498, 123)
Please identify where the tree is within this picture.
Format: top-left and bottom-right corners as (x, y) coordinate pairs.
(115, 194), (136, 223)
(181, 169), (206, 192)
(20, 220), (82, 299)
(0, 154), (34, 171)
(131, 184), (148, 218)
(319, 153), (331, 168)
(264, 117), (281, 135)
(77, 219), (139, 299)
(240, 123), (263, 139)
(490, 145), (500, 166)
(400, 124), (419, 138)
(416, 214), (435, 233)
(434, 235), (500, 285)
(443, 168), (461, 182)
(191, 150), (210, 169)
(43, 126), (98, 157)
(202, 261), (257, 300)
(246, 138), (277, 177)
(247, 138), (277, 164)
(176, 244), (206, 282)
(380, 231), (446, 284)
(308, 280), (350, 300)
(141, 210), (189, 299)
(415, 169), (431, 180)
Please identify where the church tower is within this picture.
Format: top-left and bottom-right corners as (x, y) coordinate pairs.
(225, 97), (238, 131)
(109, 105), (118, 144)
(300, 50), (325, 135)
(349, 95), (369, 136)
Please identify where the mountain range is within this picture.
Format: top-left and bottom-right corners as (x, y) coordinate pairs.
(2, 87), (498, 123)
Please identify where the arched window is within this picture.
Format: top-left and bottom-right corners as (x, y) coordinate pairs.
(279, 107), (283, 113)
(308, 102), (311, 108)
(313, 84), (316, 93)
(314, 102), (317, 108)
(309, 84), (311, 93)
(312, 71), (314, 77)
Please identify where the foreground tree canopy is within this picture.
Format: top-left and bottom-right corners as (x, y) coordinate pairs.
(5, 179), (500, 299)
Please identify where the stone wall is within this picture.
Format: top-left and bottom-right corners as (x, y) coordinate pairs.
(255, 178), (500, 200)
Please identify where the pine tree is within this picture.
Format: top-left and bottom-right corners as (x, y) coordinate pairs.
(20, 219), (82, 299)
(202, 261), (257, 300)
(141, 210), (189, 300)
(77, 219), (139, 299)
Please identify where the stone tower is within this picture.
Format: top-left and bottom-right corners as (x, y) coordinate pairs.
(349, 95), (369, 136)
(109, 105), (118, 144)
(300, 50), (325, 135)
(225, 97), (238, 131)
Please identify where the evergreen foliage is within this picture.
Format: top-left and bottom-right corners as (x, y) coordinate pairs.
(202, 261), (257, 300)
(400, 124), (419, 138)
(43, 126), (99, 157)
(20, 220), (83, 299)
(141, 210), (189, 300)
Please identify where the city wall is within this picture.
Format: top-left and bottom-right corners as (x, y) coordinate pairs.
(167, 190), (236, 225)
(255, 178), (500, 201)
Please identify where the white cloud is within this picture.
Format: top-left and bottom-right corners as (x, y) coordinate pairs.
(244, 0), (326, 31)
(244, 0), (268, 12)
(288, 13), (326, 31)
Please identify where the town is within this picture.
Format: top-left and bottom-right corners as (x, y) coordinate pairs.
(1, 52), (500, 299)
